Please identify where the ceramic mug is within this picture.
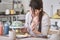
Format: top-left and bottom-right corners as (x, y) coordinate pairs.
(9, 30), (16, 40)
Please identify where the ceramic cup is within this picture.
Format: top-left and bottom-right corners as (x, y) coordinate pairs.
(9, 30), (16, 40)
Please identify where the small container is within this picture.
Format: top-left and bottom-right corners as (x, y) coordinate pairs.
(0, 22), (3, 35)
(9, 30), (16, 40)
(0, 26), (3, 35)
(10, 9), (15, 15)
(4, 22), (9, 35)
(5, 9), (10, 15)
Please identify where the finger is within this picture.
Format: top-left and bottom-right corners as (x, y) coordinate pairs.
(32, 27), (35, 31)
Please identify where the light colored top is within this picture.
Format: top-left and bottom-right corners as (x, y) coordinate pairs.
(25, 12), (50, 36)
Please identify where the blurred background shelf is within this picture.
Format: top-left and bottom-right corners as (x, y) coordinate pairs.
(0, 14), (25, 24)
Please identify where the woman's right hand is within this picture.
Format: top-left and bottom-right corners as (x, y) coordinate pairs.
(21, 28), (27, 33)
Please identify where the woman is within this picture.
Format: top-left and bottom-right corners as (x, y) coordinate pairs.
(24, 0), (50, 37)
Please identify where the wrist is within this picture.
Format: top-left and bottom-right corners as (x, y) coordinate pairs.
(33, 30), (41, 34)
(36, 31), (41, 34)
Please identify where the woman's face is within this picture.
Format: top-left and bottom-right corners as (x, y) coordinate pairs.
(31, 8), (41, 16)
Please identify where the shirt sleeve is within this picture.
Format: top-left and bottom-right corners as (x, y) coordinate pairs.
(24, 12), (31, 32)
(24, 13), (29, 28)
(41, 13), (50, 35)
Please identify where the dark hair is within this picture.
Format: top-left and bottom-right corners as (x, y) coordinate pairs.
(29, 0), (43, 32)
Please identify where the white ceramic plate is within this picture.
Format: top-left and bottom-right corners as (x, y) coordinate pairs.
(16, 35), (27, 38)
(16, 34), (31, 38)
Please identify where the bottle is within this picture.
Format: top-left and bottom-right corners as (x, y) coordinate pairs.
(4, 22), (10, 35)
(55, 22), (59, 30)
(21, 4), (24, 14)
(0, 22), (3, 35)
(0, 0), (1, 2)
(21, 8), (24, 14)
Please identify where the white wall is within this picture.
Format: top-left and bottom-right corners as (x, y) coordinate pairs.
(21, 0), (30, 13)
(21, 0), (60, 17)
(43, 0), (60, 17)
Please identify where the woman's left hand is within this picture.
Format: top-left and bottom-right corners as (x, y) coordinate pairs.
(31, 16), (41, 34)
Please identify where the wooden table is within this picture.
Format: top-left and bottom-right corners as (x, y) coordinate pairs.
(19, 38), (48, 40)
(0, 36), (49, 40)
(0, 29), (59, 40)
